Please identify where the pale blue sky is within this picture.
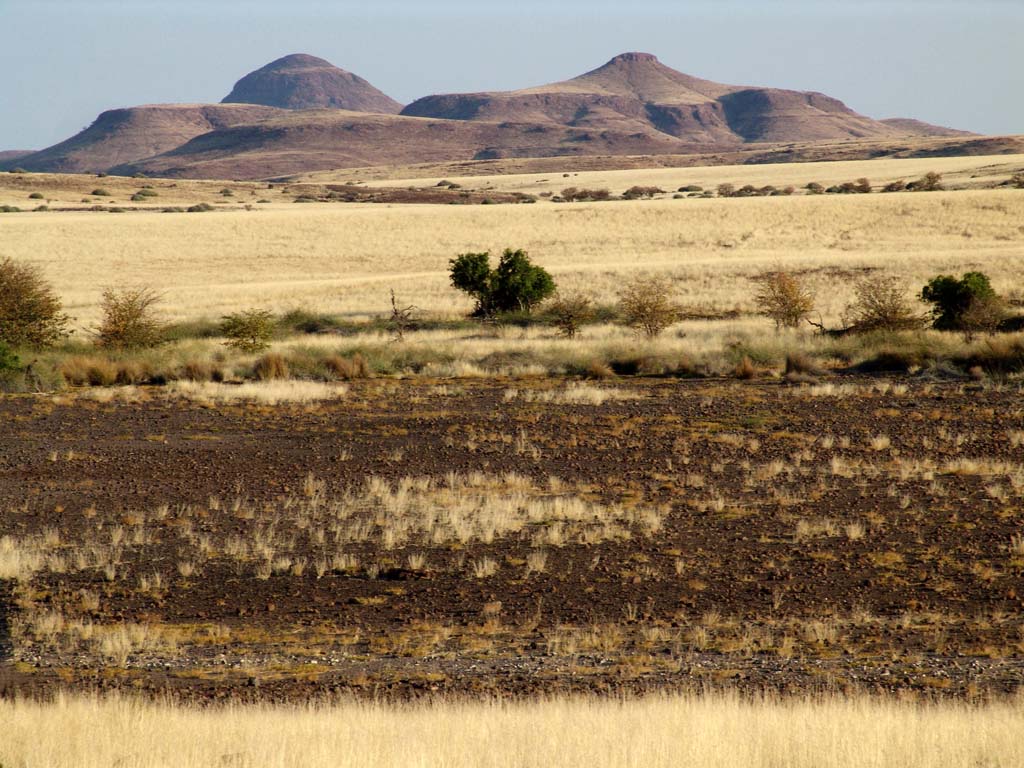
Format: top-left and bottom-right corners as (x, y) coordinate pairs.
(2, 0), (1021, 150)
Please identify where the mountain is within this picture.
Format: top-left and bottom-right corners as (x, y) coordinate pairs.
(8, 51), (988, 179)
(222, 54), (402, 113)
(111, 109), (702, 179)
(402, 52), (909, 144)
(879, 118), (977, 138)
(0, 150), (33, 165)
(4, 104), (284, 174)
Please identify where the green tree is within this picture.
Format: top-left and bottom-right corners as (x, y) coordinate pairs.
(920, 272), (997, 331)
(449, 249), (555, 316)
(221, 309), (276, 353)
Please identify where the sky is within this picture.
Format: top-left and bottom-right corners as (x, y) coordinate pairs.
(1, 0), (1021, 150)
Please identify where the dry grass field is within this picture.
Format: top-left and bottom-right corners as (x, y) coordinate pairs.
(2, 694), (1022, 768)
(1, 155), (1023, 334)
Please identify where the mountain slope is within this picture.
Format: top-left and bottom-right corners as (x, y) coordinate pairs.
(222, 54), (402, 113)
(880, 118), (977, 138)
(7, 104), (285, 174)
(111, 109), (706, 179)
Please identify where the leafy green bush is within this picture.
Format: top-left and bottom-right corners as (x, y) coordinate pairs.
(920, 272), (997, 331)
(0, 257), (70, 347)
(221, 309), (276, 353)
(449, 249), (555, 317)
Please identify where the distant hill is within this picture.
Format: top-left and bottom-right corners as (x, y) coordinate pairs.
(4, 104), (284, 174)
(222, 54), (402, 113)
(0, 150), (33, 165)
(6, 51), (990, 179)
(111, 109), (702, 179)
(402, 52), (926, 144)
(879, 118), (977, 138)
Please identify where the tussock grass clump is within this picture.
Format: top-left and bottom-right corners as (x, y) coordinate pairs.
(59, 356), (119, 387)
(325, 352), (372, 379)
(253, 353), (289, 380)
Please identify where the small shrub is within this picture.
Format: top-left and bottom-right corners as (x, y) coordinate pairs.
(805, 182), (825, 195)
(618, 276), (682, 338)
(920, 272), (998, 331)
(28, 192), (44, 199)
(253, 353), (289, 380)
(95, 287), (166, 349)
(545, 292), (594, 338)
(186, 202), (215, 213)
(907, 172), (943, 192)
(959, 293), (1008, 341)
(622, 185), (665, 200)
(0, 205), (22, 213)
(220, 188), (234, 196)
(678, 185), (703, 193)
(221, 309), (275, 353)
(91, 188), (111, 196)
(882, 180), (907, 193)
(0, 342), (22, 381)
(753, 270), (815, 330)
(0, 257), (70, 347)
(844, 275), (925, 333)
(560, 188), (611, 202)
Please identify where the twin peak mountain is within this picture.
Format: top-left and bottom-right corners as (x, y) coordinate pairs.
(10, 52), (972, 179)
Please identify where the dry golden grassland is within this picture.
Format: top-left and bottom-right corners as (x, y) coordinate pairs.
(1, 168), (1023, 333)
(1, 694), (1021, 768)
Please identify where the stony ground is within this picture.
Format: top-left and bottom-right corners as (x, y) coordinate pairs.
(1, 377), (1023, 702)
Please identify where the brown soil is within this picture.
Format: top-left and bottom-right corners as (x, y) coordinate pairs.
(1, 378), (1022, 703)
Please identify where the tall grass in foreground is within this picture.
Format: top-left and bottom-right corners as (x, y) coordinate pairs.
(1, 694), (1021, 768)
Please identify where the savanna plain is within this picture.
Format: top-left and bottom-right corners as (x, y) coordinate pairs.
(2, 153), (1024, 766)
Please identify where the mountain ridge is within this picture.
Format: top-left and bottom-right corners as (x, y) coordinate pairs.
(4, 51), (982, 179)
